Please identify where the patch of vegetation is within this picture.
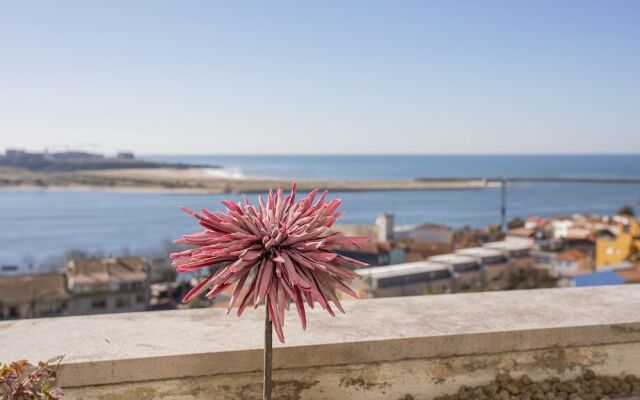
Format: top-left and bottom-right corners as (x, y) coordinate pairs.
(505, 269), (557, 290)
(617, 205), (635, 217)
(0, 357), (64, 399)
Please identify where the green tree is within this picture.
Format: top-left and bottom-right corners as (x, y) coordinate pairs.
(618, 205), (635, 217)
(507, 217), (525, 229)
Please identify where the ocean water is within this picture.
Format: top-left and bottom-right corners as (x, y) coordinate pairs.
(147, 154), (640, 181)
(1, 155), (639, 270)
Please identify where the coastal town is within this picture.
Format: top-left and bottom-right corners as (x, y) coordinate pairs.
(2, 206), (638, 321)
(2, 2), (640, 397)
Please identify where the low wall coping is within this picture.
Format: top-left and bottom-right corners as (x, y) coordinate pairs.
(1, 285), (639, 387)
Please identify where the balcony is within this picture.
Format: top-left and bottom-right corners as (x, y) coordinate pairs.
(1, 285), (639, 399)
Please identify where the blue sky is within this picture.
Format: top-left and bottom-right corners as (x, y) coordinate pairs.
(0, 1), (638, 155)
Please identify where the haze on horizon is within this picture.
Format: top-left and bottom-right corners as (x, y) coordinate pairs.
(0, 1), (638, 155)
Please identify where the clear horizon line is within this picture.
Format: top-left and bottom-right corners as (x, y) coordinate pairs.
(140, 152), (640, 157)
(3, 147), (640, 157)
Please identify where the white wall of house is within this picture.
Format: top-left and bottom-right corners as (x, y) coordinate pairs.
(395, 227), (453, 244)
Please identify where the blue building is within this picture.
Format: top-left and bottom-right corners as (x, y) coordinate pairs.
(572, 271), (625, 287)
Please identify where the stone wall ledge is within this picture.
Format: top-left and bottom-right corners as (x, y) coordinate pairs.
(1, 285), (639, 389)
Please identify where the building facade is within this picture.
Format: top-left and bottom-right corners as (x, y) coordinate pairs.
(0, 273), (69, 319)
(596, 217), (640, 267)
(66, 257), (150, 315)
(395, 223), (454, 245)
(428, 254), (483, 292)
(356, 261), (454, 298)
(455, 247), (510, 290)
(483, 240), (534, 271)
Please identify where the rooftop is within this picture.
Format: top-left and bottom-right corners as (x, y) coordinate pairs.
(483, 239), (533, 252)
(506, 227), (536, 237)
(455, 246), (504, 258)
(0, 272), (69, 303)
(597, 261), (635, 272)
(615, 263), (640, 283)
(573, 271), (626, 287)
(68, 257), (148, 285)
(412, 223), (453, 231)
(329, 224), (375, 238)
(338, 241), (392, 254)
(555, 249), (588, 262)
(357, 261), (449, 279)
(428, 253), (477, 265)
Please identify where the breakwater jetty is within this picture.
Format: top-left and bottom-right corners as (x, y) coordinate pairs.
(417, 177), (640, 184)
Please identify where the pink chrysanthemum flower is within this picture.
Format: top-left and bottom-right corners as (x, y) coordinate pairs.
(171, 183), (369, 342)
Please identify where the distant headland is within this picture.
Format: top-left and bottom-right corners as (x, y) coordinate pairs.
(0, 149), (497, 194)
(0, 149), (216, 172)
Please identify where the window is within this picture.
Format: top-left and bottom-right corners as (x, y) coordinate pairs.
(136, 294), (145, 304)
(116, 297), (130, 308)
(91, 299), (106, 310)
(453, 262), (480, 273)
(38, 302), (56, 316)
(485, 255), (508, 265)
(8, 306), (19, 318)
(93, 283), (109, 292)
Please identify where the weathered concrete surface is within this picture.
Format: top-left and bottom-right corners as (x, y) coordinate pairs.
(1, 285), (639, 397)
(64, 342), (640, 400)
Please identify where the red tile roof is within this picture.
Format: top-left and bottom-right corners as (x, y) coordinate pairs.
(617, 263), (640, 283)
(68, 257), (148, 285)
(555, 249), (588, 262)
(0, 273), (69, 303)
(507, 227), (536, 238)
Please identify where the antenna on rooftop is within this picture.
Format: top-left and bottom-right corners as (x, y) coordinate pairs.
(500, 177), (507, 231)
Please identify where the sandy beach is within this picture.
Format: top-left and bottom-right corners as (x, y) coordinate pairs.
(0, 167), (497, 194)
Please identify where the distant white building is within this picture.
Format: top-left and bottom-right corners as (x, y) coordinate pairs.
(375, 213), (395, 242)
(428, 254), (483, 291)
(356, 261), (454, 298)
(455, 247), (510, 290)
(483, 240), (534, 270)
(395, 223), (454, 245)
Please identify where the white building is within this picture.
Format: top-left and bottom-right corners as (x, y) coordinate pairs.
(428, 254), (483, 291)
(483, 240), (534, 270)
(455, 247), (510, 290)
(375, 213), (395, 242)
(356, 261), (454, 298)
(395, 223), (454, 245)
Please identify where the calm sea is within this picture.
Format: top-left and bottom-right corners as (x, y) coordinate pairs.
(1, 155), (639, 270)
(147, 154), (640, 181)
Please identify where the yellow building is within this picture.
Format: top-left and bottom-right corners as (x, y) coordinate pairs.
(596, 217), (640, 268)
